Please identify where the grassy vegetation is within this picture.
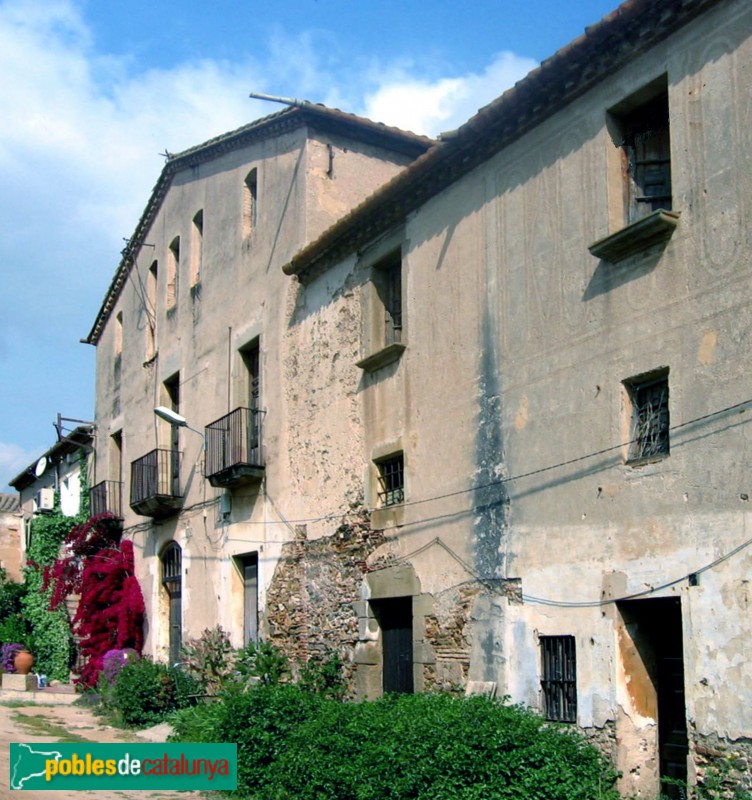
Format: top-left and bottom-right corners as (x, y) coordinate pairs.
(10, 710), (92, 743)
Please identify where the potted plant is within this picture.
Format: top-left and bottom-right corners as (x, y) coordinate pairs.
(1, 643), (34, 675)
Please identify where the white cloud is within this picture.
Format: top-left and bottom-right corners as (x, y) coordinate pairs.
(0, 441), (41, 491)
(361, 51), (539, 137)
(0, 0), (539, 472)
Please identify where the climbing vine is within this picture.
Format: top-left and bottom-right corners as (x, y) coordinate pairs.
(46, 514), (144, 686)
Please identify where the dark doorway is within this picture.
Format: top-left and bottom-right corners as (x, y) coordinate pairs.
(161, 542), (182, 666)
(373, 596), (413, 694)
(618, 597), (688, 796)
(239, 553), (258, 646)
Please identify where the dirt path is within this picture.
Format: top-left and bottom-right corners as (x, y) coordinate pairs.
(0, 700), (213, 799)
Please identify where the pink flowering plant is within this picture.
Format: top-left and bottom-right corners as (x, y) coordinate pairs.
(102, 648), (140, 685)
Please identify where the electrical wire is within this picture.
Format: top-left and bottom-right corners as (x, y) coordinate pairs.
(119, 395), (752, 605)
(201, 395), (752, 528)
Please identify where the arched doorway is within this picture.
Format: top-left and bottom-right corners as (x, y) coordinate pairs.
(161, 542), (182, 665)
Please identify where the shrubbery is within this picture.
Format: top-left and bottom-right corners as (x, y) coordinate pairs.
(109, 657), (199, 727)
(170, 687), (620, 800)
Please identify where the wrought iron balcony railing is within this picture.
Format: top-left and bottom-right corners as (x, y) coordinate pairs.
(129, 448), (182, 518)
(89, 480), (123, 519)
(205, 407), (264, 488)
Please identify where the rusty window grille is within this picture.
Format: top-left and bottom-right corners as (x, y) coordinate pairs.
(540, 635), (577, 723)
(376, 454), (404, 507)
(626, 373), (669, 462)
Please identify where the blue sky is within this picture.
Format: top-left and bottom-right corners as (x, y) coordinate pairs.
(0, 0), (618, 490)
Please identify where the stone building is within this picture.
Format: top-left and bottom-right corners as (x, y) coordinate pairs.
(280, 0), (752, 795)
(85, 0), (751, 795)
(82, 104), (432, 666)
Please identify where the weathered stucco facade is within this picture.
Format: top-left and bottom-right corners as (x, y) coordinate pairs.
(84, 106), (431, 667)
(281, 0), (752, 795)
(86, 0), (751, 796)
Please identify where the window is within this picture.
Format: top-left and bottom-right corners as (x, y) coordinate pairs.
(114, 311), (123, 358)
(241, 342), (261, 453)
(376, 453), (404, 507)
(243, 168), (258, 238)
(161, 542), (182, 666)
(625, 370), (669, 462)
(610, 82), (671, 224)
(357, 249), (406, 372)
(375, 252), (402, 346)
(146, 261), (158, 358)
(167, 236), (180, 309)
(540, 635), (577, 723)
(163, 374), (181, 496)
(191, 210), (203, 288)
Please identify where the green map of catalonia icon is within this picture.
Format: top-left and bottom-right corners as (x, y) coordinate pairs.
(10, 743), (64, 789)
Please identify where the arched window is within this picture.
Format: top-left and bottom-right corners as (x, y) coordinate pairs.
(161, 542), (182, 665)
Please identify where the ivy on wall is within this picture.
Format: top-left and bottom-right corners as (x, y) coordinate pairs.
(22, 495), (80, 681)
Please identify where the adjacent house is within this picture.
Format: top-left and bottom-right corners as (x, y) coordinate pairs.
(0, 495), (23, 582)
(9, 425), (94, 561)
(85, 0), (752, 794)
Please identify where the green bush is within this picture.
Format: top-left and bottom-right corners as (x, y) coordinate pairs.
(170, 687), (619, 800)
(236, 640), (289, 686)
(0, 614), (32, 649)
(112, 658), (199, 727)
(0, 573), (25, 622)
(180, 625), (237, 694)
(298, 652), (346, 700)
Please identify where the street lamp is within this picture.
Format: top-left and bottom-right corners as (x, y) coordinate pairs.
(154, 407), (206, 444)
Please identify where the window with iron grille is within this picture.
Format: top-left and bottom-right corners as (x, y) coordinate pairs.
(625, 371), (669, 462)
(540, 635), (577, 723)
(376, 454), (404, 507)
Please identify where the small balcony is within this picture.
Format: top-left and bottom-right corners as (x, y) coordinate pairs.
(89, 480), (123, 519)
(130, 448), (183, 518)
(205, 407), (264, 488)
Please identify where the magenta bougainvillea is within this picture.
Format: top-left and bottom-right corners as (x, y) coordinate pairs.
(46, 513), (144, 687)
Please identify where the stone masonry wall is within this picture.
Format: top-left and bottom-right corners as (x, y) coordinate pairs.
(265, 510), (386, 691)
(692, 732), (752, 798)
